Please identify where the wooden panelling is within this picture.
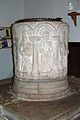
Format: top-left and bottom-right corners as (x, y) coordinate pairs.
(68, 42), (80, 77)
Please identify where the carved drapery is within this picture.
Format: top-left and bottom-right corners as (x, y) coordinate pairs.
(12, 20), (70, 101)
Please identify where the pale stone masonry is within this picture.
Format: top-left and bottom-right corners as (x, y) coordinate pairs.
(11, 19), (70, 101)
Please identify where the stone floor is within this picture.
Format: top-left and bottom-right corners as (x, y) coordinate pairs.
(0, 76), (80, 120)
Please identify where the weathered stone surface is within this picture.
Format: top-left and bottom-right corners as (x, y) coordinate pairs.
(12, 20), (70, 101)
(0, 78), (80, 120)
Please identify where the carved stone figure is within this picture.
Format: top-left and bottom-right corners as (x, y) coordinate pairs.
(11, 19), (70, 101)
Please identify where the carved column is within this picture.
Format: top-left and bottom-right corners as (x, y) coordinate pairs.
(11, 18), (70, 101)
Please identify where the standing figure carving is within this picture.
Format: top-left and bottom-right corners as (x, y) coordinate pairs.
(11, 19), (70, 101)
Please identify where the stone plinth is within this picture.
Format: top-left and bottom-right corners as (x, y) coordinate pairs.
(0, 79), (80, 120)
(0, 77), (80, 120)
(11, 18), (70, 101)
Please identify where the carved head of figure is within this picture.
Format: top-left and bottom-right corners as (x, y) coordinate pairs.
(42, 30), (50, 40)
